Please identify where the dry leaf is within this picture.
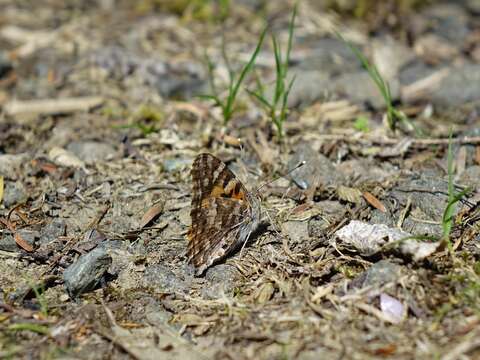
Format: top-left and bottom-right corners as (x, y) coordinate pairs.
(222, 134), (242, 147)
(49, 147), (85, 168)
(0, 176), (3, 203)
(311, 284), (334, 302)
(254, 282), (275, 304)
(337, 185), (363, 204)
(14, 232), (34, 252)
(363, 191), (387, 212)
(140, 203), (164, 228)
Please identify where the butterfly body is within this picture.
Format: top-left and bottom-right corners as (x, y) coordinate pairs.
(187, 153), (261, 275)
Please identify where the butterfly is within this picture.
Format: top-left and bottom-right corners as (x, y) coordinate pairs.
(187, 153), (262, 276)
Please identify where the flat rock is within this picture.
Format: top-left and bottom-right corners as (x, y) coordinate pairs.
(0, 153), (28, 180)
(288, 143), (341, 189)
(294, 38), (361, 74)
(348, 260), (402, 291)
(144, 264), (189, 294)
(67, 141), (117, 164)
(283, 70), (331, 108)
(0, 230), (17, 251)
(2, 181), (28, 208)
(333, 71), (400, 109)
(63, 246), (112, 298)
(459, 165), (480, 189)
(39, 218), (67, 245)
(431, 64), (480, 107)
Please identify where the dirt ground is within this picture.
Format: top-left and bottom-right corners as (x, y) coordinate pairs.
(1, 0), (480, 359)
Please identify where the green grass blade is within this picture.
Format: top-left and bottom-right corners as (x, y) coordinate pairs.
(229, 26), (268, 104)
(247, 89), (273, 109)
(285, 3), (297, 72)
(280, 74), (296, 120)
(8, 323), (50, 335)
(442, 132), (472, 240)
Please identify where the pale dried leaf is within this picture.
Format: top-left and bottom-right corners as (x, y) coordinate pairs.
(254, 282), (275, 304)
(0, 176), (3, 203)
(363, 191), (387, 212)
(337, 186), (363, 204)
(140, 203), (164, 228)
(48, 147), (85, 168)
(334, 220), (441, 260)
(14, 232), (33, 252)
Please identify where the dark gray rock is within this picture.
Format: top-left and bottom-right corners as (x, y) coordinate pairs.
(146, 60), (206, 99)
(2, 181), (28, 208)
(286, 70), (331, 108)
(39, 219), (67, 245)
(424, 3), (469, 43)
(294, 38), (361, 74)
(431, 64), (480, 107)
(91, 46), (206, 99)
(0, 230), (17, 251)
(16, 229), (39, 249)
(333, 71), (400, 109)
(349, 260), (402, 291)
(67, 141), (117, 164)
(392, 175), (449, 221)
(288, 143), (341, 189)
(63, 247), (112, 298)
(399, 60), (439, 85)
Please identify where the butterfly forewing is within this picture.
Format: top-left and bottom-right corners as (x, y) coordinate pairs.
(187, 153), (260, 275)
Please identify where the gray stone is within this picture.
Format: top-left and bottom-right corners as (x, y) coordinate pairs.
(392, 175), (450, 221)
(286, 70), (331, 108)
(333, 70), (400, 109)
(288, 143), (341, 189)
(459, 165), (480, 189)
(39, 219), (67, 245)
(162, 157), (192, 173)
(202, 264), (240, 299)
(63, 247), (112, 298)
(0, 229), (40, 252)
(349, 260), (402, 291)
(2, 181), (28, 208)
(431, 64), (480, 108)
(399, 60), (439, 85)
(0, 230), (17, 251)
(294, 38), (361, 74)
(67, 141), (117, 164)
(16, 229), (39, 249)
(144, 264), (188, 294)
(0, 153), (28, 180)
(424, 3), (469, 43)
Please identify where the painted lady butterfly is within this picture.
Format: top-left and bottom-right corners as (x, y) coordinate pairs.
(187, 153), (261, 275)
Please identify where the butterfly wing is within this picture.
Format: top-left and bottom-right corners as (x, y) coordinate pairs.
(187, 197), (249, 275)
(187, 153), (255, 275)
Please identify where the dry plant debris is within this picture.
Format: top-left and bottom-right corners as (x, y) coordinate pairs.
(1, 1), (480, 359)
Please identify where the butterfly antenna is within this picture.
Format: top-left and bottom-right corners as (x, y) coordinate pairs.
(255, 160), (306, 192)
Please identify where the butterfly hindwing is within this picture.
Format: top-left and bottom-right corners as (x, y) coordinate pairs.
(187, 197), (248, 274)
(187, 153), (261, 275)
